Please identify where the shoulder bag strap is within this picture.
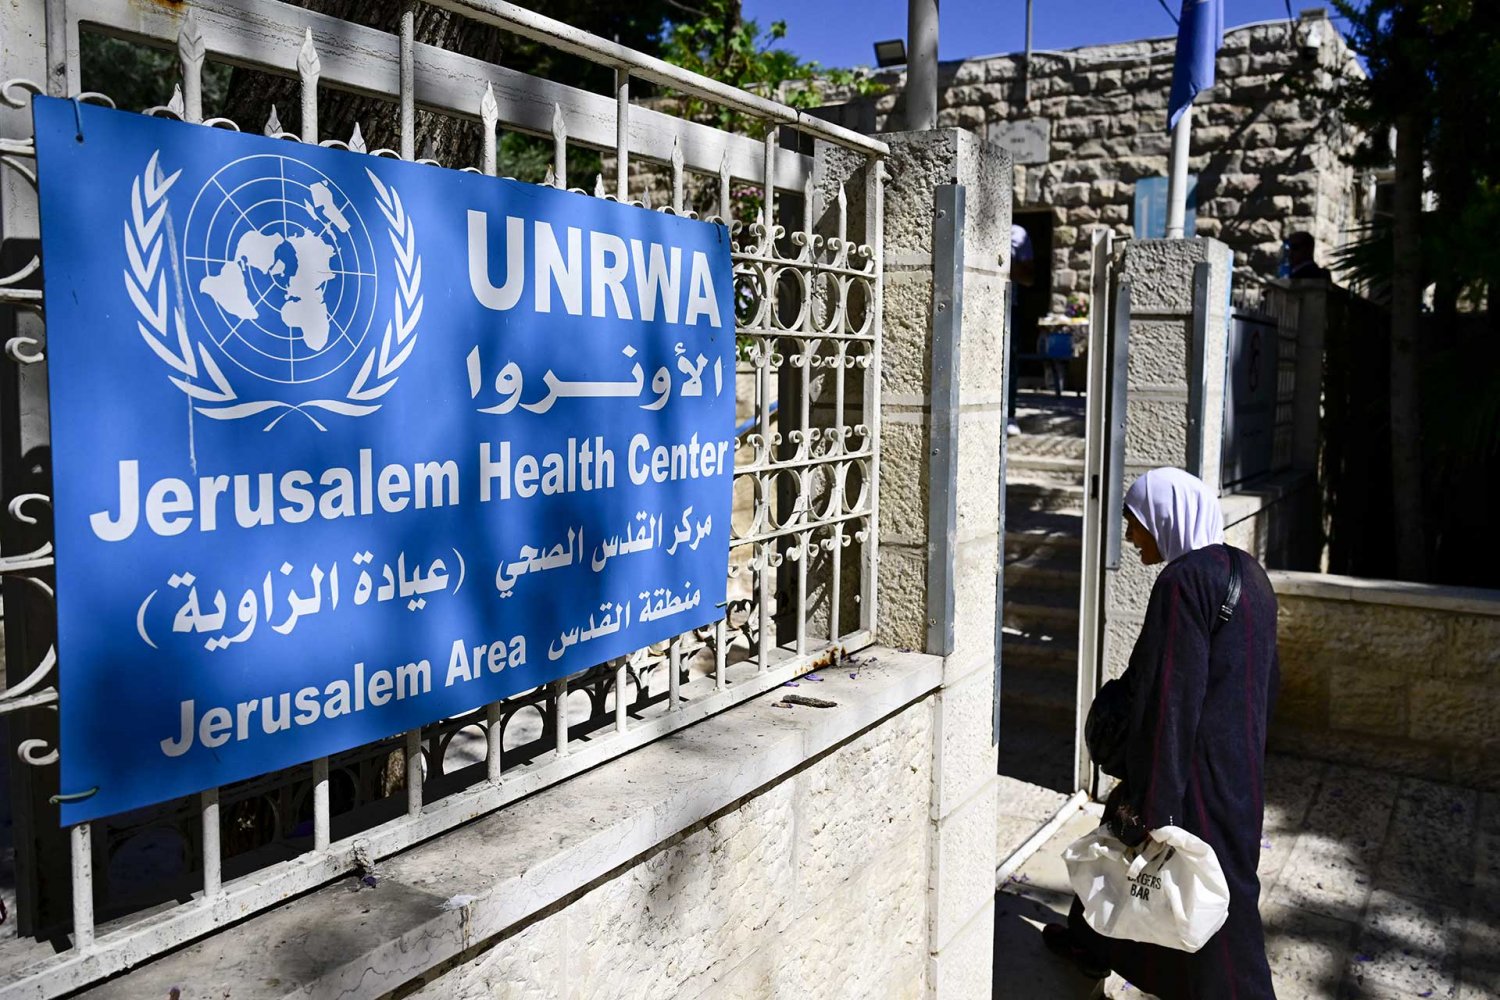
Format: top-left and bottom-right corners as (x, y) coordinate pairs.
(1212, 547), (1243, 635)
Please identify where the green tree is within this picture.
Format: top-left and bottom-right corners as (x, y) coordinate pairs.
(1331, 0), (1500, 582)
(660, 0), (881, 131)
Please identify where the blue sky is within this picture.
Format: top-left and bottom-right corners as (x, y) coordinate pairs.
(741, 1), (1353, 69)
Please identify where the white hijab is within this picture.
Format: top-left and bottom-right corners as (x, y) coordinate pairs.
(1123, 467), (1225, 564)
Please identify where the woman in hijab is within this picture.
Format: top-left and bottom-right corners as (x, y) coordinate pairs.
(1045, 467), (1279, 999)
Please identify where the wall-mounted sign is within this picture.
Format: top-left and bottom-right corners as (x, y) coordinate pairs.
(33, 98), (735, 824)
(986, 117), (1051, 165)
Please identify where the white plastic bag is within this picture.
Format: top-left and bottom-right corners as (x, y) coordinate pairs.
(1062, 824), (1231, 953)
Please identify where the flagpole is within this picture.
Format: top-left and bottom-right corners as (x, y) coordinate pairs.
(1165, 104), (1191, 238)
(908, 0), (939, 131)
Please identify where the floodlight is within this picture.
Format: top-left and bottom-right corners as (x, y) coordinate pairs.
(874, 39), (907, 68)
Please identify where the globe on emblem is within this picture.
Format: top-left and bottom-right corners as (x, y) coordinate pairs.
(184, 154), (378, 386)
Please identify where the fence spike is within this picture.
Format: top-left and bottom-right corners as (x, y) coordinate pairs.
(837, 182), (848, 246)
(551, 103), (567, 190)
(298, 28), (321, 143)
(718, 150), (731, 222)
(613, 69), (629, 202)
(480, 83), (499, 176)
(761, 127), (777, 252)
(595, 172), (606, 199)
(349, 122), (366, 154)
(298, 28), (321, 80)
(802, 167), (814, 243)
(398, 9), (415, 160)
(177, 11), (205, 124)
(264, 104), (283, 137)
(166, 83), (185, 119)
(670, 133), (684, 214)
(480, 82), (499, 127)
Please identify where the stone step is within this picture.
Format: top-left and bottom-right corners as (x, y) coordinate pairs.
(1006, 454), (1085, 488)
(1006, 508), (1083, 536)
(1007, 480), (1087, 516)
(1004, 547), (1082, 592)
(1008, 431), (1087, 462)
(1004, 509), (1083, 567)
(997, 657), (1077, 730)
(1000, 627), (1078, 672)
(1003, 587), (1082, 636)
(1005, 532), (1081, 566)
(1015, 406), (1086, 439)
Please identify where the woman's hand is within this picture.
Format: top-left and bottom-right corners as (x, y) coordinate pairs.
(1104, 782), (1149, 848)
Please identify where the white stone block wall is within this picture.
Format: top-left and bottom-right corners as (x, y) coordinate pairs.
(861, 128), (1010, 998)
(416, 699), (935, 1000)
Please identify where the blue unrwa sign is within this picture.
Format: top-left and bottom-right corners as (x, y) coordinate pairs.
(33, 98), (735, 824)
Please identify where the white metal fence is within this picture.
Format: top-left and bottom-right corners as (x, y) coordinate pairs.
(0, 1), (887, 994)
(1225, 280), (1300, 486)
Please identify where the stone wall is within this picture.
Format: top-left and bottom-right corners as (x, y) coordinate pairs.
(1269, 572), (1500, 790)
(85, 649), (947, 997)
(825, 8), (1364, 314)
(413, 698), (934, 1000)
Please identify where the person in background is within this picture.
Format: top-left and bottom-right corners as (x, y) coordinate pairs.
(1282, 230), (1330, 280)
(1043, 467), (1279, 999)
(1006, 222), (1035, 437)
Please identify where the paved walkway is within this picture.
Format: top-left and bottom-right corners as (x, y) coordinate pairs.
(995, 754), (1500, 998)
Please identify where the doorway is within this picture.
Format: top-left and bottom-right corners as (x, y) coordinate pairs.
(998, 226), (1120, 795)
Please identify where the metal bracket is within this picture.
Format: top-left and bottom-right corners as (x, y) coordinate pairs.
(1103, 278), (1132, 571)
(993, 229), (1012, 746)
(1186, 260), (1212, 478)
(925, 184), (963, 657)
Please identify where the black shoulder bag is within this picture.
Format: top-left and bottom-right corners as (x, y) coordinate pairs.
(1084, 548), (1243, 779)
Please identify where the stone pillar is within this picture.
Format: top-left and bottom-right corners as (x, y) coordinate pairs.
(871, 129), (1010, 998)
(1102, 238), (1233, 682)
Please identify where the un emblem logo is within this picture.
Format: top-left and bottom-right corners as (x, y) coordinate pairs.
(186, 155), (377, 385)
(123, 150), (423, 429)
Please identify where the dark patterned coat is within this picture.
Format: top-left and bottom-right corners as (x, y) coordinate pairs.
(1072, 544), (1280, 999)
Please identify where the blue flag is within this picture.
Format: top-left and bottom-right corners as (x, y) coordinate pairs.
(1168, 0), (1224, 131)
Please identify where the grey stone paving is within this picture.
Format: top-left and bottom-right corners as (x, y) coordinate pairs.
(995, 754), (1500, 999)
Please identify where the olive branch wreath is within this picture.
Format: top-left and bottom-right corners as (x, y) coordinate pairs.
(123, 152), (422, 431)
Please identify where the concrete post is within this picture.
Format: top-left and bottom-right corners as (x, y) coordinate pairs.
(1102, 238), (1233, 682)
(869, 128), (1010, 998)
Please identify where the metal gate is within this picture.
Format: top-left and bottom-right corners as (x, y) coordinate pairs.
(1073, 229), (1129, 796)
(0, 2), (887, 994)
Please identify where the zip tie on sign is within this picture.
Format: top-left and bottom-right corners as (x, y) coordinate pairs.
(50, 786), (99, 805)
